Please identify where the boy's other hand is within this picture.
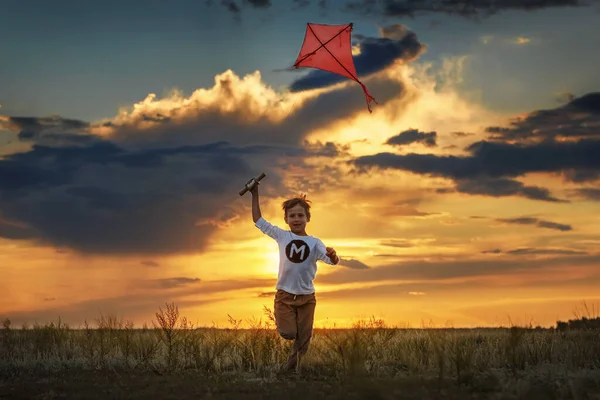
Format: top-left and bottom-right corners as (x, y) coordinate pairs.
(249, 181), (259, 195)
(326, 247), (338, 263)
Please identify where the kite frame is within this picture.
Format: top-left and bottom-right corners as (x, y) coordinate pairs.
(293, 22), (377, 112)
(294, 23), (360, 85)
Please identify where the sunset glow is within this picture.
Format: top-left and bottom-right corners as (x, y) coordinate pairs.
(1, 0), (599, 331)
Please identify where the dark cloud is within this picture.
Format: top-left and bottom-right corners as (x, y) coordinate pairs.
(221, 0), (240, 14)
(150, 277), (201, 289)
(318, 269), (600, 304)
(292, 0), (310, 7)
(5, 116), (88, 133)
(454, 178), (565, 202)
(483, 247), (587, 256)
(380, 239), (415, 248)
(569, 187), (600, 201)
(343, 0), (597, 19)
(497, 217), (572, 231)
(379, 23), (409, 39)
(0, 130), (346, 255)
(289, 25), (425, 92)
(245, 0), (271, 7)
(2, 65), (397, 257)
(215, 0), (598, 24)
(0, 64), (410, 256)
(3, 115), (97, 147)
(490, 247), (588, 255)
(0, 216), (35, 240)
(0, 139), (319, 254)
(451, 131), (474, 138)
(386, 128), (437, 147)
(141, 260), (160, 267)
(351, 100), (600, 201)
(485, 92), (600, 143)
(141, 114), (170, 123)
(338, 258), (370, 269)
(317, 253), (600, 286)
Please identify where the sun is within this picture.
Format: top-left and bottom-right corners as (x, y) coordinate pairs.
(262, 244), (280, 275)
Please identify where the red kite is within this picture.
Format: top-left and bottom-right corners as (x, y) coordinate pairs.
(294, 23), (377, 113)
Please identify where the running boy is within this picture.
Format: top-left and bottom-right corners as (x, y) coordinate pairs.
(249, 182), (339, 372)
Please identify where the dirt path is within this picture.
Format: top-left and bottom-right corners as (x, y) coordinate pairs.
(3, 368), (600, 399)
(0, 369), (488, 400)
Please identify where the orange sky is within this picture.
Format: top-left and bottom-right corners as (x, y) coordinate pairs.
(1, 41), (599, 330)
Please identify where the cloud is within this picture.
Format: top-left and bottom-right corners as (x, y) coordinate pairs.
(0, 139), (289, 254)
(451, 131), (474, 138)
(150, 277), (201, 289)
(3, 115), (89, 133)
(289, 25), (425, 92)
(0, 73), (347, 255)
(484, 247), (588, 255)
(338, 257), (370, 269)
(355, 134), (600, 184)
(141, 260), (160, 267)
(485, 93), (600, 143)
(379, 24), (410, 39)
(0, 137), (340, 254)
(569, 187), (600, 201)
(0, 52), (423, 256)
(317, 253), (600, 286)
(380, 239), (417, 248)
(497, 217), (572, 231)
(220, 0), (240, 15)
(351, 93), (600, 202)
(453, 178), (565, 202)
(3, 276), (276, 326)
(245, 0), (271, 7)
(343, 0), (598, 19)
(385, 128), (437, 147)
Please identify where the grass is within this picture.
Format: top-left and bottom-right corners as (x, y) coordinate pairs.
(2, 302), (600, 399)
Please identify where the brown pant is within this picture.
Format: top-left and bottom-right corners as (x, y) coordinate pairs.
(274, 289), (316, 371)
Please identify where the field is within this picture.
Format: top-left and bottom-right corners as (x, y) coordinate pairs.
(2, 303), (600, 399)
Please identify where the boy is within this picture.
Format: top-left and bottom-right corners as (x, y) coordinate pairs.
(249, 182), (339, 372)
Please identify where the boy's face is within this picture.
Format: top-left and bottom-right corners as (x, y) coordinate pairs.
(284, 204), (308, 235)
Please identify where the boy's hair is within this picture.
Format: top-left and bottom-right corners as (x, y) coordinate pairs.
(282, 194), (312, 221)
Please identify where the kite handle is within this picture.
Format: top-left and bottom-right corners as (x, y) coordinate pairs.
(239, 172), (266, 196)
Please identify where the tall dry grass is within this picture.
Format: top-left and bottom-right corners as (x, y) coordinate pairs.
(2, 302), (600, 387)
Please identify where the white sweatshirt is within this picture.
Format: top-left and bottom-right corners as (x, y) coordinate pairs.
(255, 216), (338, 295)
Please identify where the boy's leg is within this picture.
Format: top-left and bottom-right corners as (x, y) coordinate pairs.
(274, 290), (297, 340)
(284, 293), (316, 371)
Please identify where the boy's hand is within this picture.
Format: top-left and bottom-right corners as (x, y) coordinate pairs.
(249, 180), (259, 195)
(326, 247), (339, 263)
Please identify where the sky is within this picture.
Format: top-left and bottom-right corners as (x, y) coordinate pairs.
(1, 0), (600, 329)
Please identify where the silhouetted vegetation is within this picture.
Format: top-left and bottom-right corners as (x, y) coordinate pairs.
(1, 302), (600, 399)
(556, 301), (600, 331)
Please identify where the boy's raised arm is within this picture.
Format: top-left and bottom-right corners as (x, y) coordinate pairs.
(251, 185), (262, 223)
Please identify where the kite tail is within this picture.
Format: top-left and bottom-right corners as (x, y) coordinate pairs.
(359, 82), (378, 113)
